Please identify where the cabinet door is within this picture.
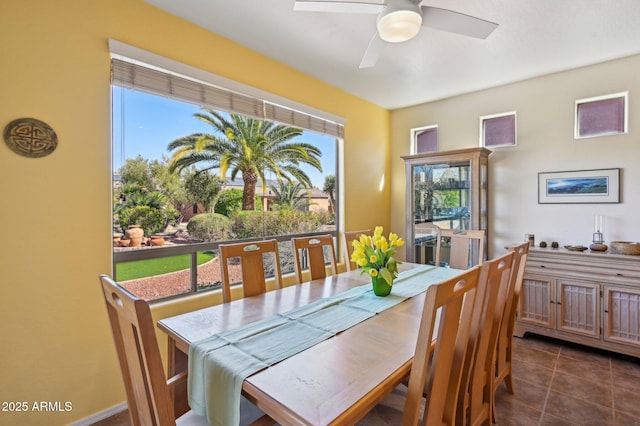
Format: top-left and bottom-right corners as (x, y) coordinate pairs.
(603, 286), (640, 348)
(556, 280), (599, 338)
(519, 275), (555, 329)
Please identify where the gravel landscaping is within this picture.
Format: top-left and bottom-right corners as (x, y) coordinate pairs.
(120, 256), (240, 300)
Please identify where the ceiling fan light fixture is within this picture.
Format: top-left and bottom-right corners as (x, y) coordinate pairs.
(377, 1), (422, 43)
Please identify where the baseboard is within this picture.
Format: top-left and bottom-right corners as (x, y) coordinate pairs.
(67, 402), (128, 426)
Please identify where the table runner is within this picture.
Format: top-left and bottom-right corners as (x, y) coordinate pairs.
(188, 264), (461, 426)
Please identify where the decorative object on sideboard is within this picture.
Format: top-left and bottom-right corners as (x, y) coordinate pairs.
(564, 245), (589, 252)
(3, 117), (58, 158)
(590, 214), (608, 251)
(524, 233), (535, 247)
(539, 241), (547, 248)
(551, 241), (559, 248)
(609, 241), (640, 256)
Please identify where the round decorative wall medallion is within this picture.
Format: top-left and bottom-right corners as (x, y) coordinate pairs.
(3, 117), (58, 158)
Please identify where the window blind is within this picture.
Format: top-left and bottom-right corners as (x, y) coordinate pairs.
(578, 97), (625, 137)
(416, 127), (438, 153)
(483, 114), (515, 147)
(111, 58), (344, 139)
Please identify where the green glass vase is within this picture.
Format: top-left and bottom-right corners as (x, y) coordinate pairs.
(371, 275), (392, 297)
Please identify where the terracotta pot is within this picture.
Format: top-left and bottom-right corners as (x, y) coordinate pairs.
(125, 225), (144, 247)
(113, 233), (122, 246)
(150, 235), (165, 246)
(118, 239), (130, 247)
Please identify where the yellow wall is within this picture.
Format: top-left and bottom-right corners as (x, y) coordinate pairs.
(0, 1), (389, 424)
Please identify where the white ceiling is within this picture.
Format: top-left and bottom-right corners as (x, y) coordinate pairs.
(145, 0), (640, 110)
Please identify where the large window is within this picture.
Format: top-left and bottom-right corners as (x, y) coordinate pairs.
(110, 46), (343, 301)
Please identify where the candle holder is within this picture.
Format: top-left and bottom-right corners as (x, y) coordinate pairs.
(590, 215), (608, 252)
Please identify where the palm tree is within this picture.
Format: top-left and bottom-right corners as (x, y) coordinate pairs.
(168, 109), (322, 211)
(270, 181), (309, 211)
(323, 174), (336, 214)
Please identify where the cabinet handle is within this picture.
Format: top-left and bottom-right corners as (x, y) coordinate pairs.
(550, 300), (555, 304)
(540, 265), (546, 268)
(616, 273), (622, 276)
(604, 309), (609, 313)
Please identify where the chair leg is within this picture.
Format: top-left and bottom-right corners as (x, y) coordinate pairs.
(504, 339), (515, 394)
(492, 362), (515, 423)
(504, 368), (515, 394)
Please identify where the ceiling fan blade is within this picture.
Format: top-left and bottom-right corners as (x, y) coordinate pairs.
(294, 0), (384, 14)
(359, 32), (387, 68)
(420, 6), (498, 39)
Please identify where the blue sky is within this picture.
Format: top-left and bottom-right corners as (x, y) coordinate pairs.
(112, 87), (336, 189)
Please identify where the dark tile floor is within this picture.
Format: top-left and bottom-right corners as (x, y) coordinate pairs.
(94, 335), (640, 425)
(494, 335), (640, 426)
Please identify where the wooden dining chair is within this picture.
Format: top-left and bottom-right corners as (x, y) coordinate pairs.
(343, 229), (371, 271)
(435, 228), (486, 269)
(414, 223), (440, 265)
(457, 251), (514, 426)
(403, 265), (482, 425)
(492, 241), (530, 421)
(291, 234), (338, 283)
(99, 275), (269, 426)
(359, 266), (481, 425)
(218, 239), (283, 303)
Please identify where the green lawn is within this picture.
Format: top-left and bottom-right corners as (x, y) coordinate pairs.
(116, 251), (216, 281)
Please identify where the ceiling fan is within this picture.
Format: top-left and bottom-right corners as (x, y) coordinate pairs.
(293, 0), (498, 68)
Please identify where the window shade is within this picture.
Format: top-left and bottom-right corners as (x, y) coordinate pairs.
(578, 97), (625, 137)
(416, 127), (438, 153)
(483, 114), (515, 147)
(111, 58), (344, 139)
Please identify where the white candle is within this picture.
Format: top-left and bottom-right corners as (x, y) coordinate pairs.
(593, 215), (604, 243)
(594, 215), (604, 233)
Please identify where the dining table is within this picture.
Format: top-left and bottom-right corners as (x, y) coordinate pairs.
(157, 262), (464, 426)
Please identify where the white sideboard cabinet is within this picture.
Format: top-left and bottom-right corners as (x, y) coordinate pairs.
(515, 247), (640, 358)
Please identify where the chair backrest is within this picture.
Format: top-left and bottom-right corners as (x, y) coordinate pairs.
(343, 229), (371, 271)
(99, 274), (177, 426)
(402, 266), (481, 426)
(503, 242), (530, 343)
(435, 228), (486, 270)
(494, 242), (530, 385)
(291, 234), (338, 283)
(414, 223), (440, 265)
(218, 239), (283, 303)
(459, 251), (514, 425)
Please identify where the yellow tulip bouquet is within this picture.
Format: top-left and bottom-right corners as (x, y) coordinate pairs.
(351, 226), (405, 287)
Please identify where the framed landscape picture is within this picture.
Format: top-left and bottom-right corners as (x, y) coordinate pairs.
(538, 168), (620, 204)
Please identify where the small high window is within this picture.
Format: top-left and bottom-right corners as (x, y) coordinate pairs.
(410, 125), (438, 154)
(575, 92), (628, 139)
(480, 112), (516, 148)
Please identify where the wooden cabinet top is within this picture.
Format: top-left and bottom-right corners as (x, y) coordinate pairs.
(401, 147), (491, 163)
(525, 246), (640, 284)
